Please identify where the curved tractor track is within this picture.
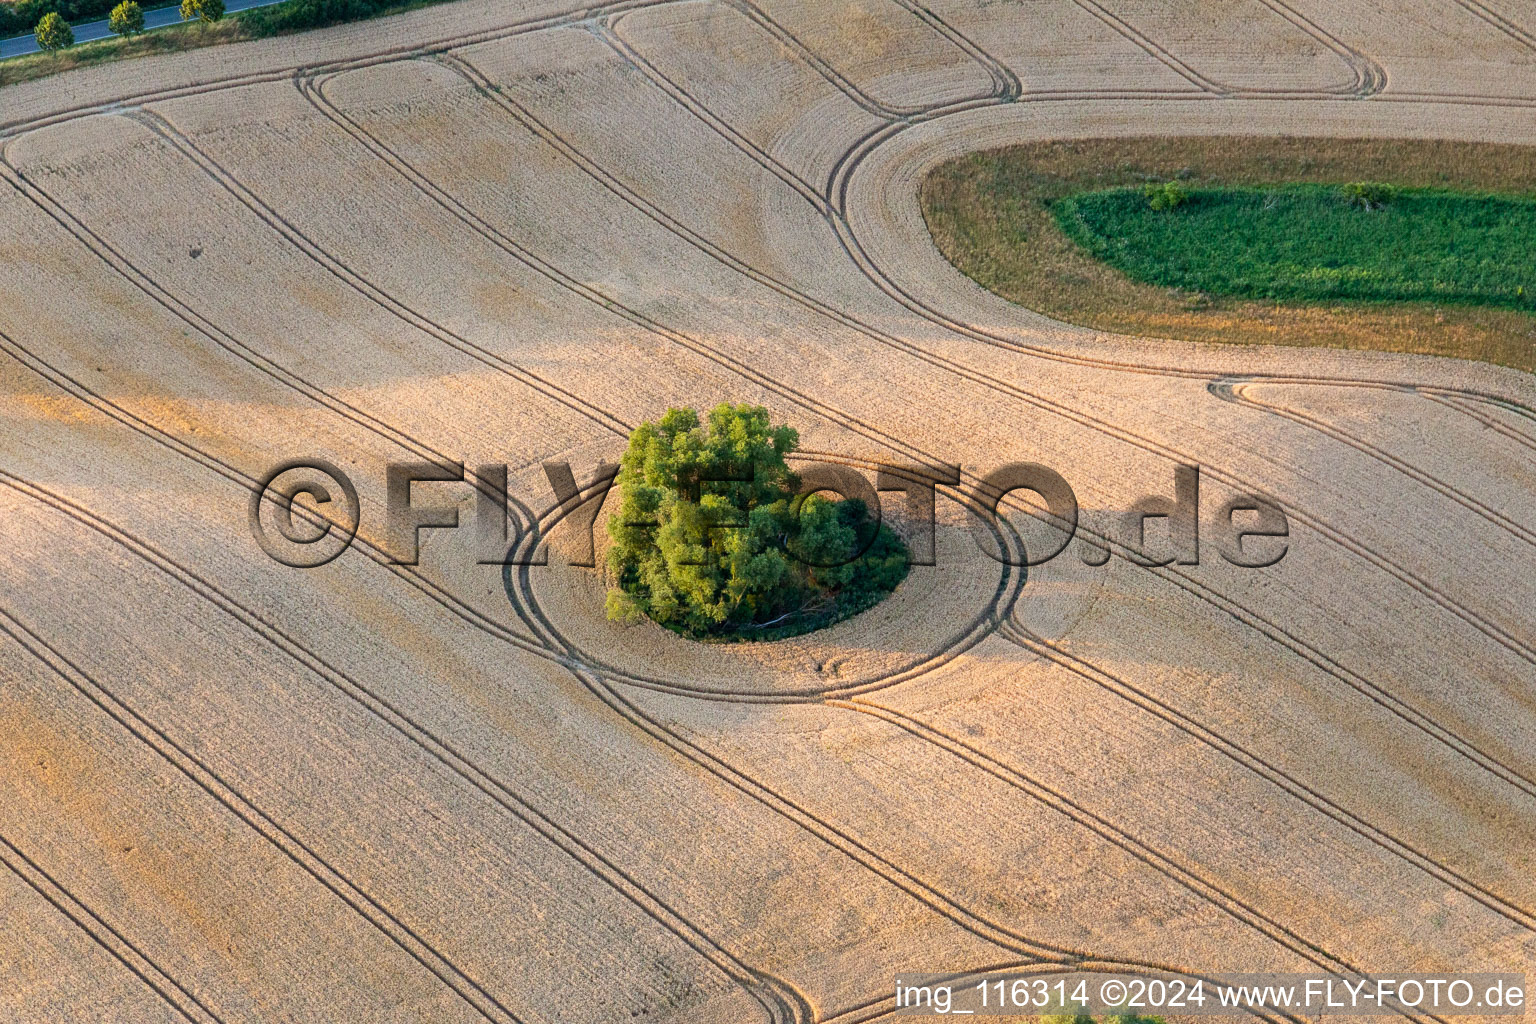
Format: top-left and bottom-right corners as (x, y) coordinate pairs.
(2, 0), (1535, 1022)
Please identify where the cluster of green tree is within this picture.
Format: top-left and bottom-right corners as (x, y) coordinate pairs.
(605, 404), (909, 641)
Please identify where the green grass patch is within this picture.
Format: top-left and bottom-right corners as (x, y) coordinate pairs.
(1052, 184), (1536, 310)
(920, 137), (1536, 375)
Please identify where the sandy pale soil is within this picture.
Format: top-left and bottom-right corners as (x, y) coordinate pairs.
(1, 1), (1535, 1022)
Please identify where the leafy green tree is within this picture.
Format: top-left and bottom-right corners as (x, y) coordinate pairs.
(34, 11), (74, 50)
(606, 404), (907, 639)
(180, 0), (224, 22)
(108, 0), (144, 36)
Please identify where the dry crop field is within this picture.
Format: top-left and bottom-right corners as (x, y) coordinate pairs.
(1, 0), (1535, 1021)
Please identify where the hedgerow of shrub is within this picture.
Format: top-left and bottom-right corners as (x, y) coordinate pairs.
(240, 0), (418, 36)
(2, 0), (120, 38)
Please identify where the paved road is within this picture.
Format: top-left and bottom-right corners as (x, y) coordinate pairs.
(1, 0), (285, 59)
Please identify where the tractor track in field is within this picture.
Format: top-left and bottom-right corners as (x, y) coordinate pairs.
(654, 5), (1531, 428)
(595, 0), (1536, 684)
(121, 108), (633, 442)
(0, 829), (223, 1024)
(716, 0), (999, 119)
(994, 621), (1536, 930)
(832, 693), (1459, 1013)
(1212, 380), (1536, 549)
(1424, 390), (1536, 452)
(1061, 0), (1384, 97)
(0, 602), (529, 1024)
(798, 14), (1536, 670)
(1452, 0), (1536, 52)
(0, 147), (547, 537)
(892, 0), (1020, 99)
(568, 0), (1532, 563)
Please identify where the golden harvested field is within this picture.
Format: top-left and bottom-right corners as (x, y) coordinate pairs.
(1, 1), (1534, 1022)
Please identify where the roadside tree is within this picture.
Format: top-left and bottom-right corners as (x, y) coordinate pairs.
(109, 1), (145, 36)
(35, 12), (74, 50)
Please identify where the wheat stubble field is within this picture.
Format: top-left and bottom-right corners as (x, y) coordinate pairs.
(2, 0), (1536, 1021)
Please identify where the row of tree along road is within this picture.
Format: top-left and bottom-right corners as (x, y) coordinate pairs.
(24, 0), (223, 51)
